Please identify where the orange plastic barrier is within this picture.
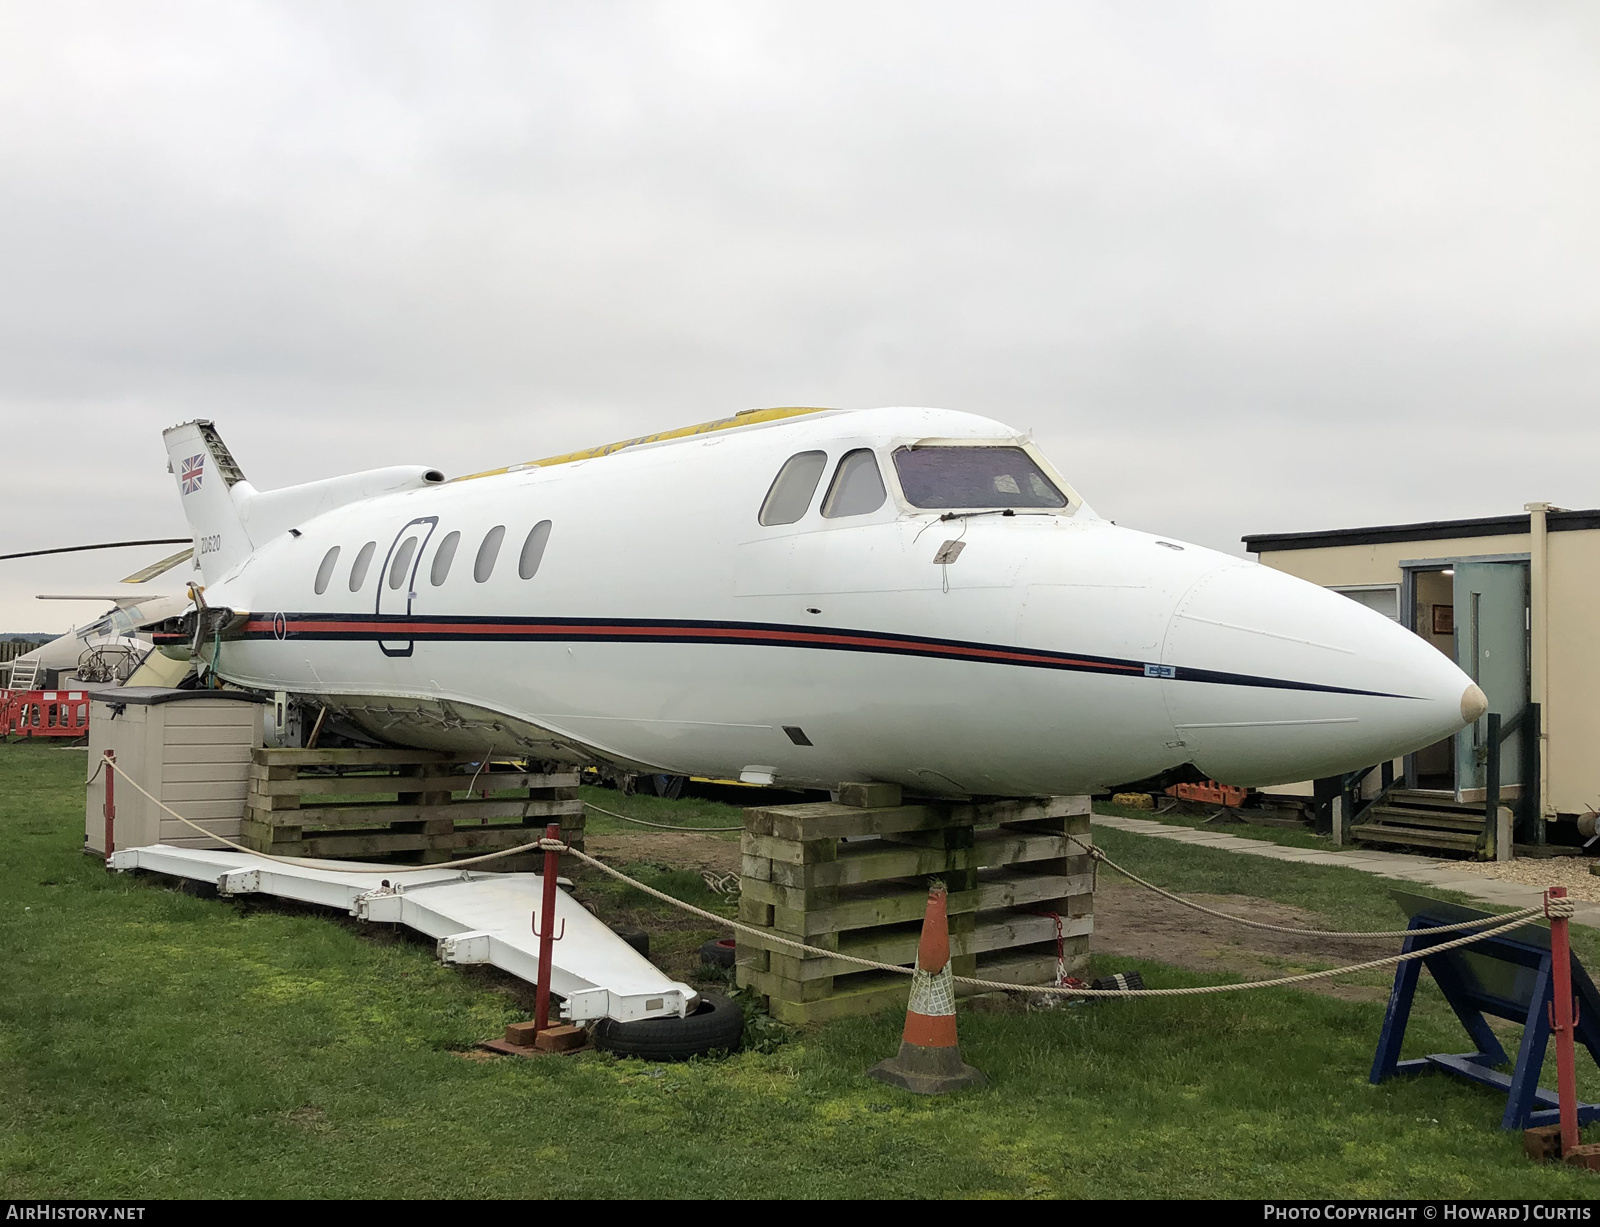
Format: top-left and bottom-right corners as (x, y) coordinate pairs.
(1, 689), (91, 738)
(1166, 780), (1249, 808)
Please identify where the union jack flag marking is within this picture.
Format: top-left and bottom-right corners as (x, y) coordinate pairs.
(180, 454), (204, 495)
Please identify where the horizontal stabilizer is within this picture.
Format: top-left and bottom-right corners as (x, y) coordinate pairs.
(36, 594), (156, 607)
(120, 548), (195, 584)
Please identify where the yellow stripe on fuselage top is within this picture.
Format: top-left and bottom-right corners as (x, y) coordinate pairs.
(451, 406), (834, 482)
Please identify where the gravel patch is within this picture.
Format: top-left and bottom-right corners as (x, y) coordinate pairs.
(1438, 856), (1600, 901)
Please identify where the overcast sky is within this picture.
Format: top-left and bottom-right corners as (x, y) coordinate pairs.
(2, 2), (1597, 633)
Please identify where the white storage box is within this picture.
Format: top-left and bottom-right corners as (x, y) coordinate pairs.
(85, 687), (265, 854)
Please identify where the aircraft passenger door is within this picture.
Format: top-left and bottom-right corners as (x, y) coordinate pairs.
(375, 517), (438, 658)
(1453, 560), (1529, 800)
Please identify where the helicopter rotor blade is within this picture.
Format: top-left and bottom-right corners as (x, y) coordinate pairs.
(0, 538), (191, 562)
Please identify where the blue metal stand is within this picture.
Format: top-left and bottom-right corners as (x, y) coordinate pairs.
(1371, 892), (1600, 1130)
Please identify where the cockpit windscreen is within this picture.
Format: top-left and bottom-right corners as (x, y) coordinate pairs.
(892, 446), (1067, 510)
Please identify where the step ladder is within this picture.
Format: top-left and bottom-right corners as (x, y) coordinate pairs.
(8, 656), (40, 691)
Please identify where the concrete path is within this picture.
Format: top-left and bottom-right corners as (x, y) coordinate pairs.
(1091, 813), (1600, 930)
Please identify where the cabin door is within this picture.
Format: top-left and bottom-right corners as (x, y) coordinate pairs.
(375, 517), (438, 658)
(1452, 560), (1529, 801)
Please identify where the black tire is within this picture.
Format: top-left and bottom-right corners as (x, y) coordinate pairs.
(699, 936), (737, 969)
(650, 773), (687, 800)
(591, 990), (744, 1061)
(617, 929), (650, 958)
(1091, 971), (1145, 993)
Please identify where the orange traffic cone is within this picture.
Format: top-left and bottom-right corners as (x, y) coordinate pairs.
(867, 881), (987, 1094)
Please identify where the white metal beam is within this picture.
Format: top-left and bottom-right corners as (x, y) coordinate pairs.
(109, 844), (696, 1022)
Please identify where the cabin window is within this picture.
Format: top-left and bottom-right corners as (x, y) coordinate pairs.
(387, 537), (419, 590)
(474, 525), (506, 583)
(892, 446), (1066, 509)
(348, 541), (378, 592)
(519, 521), (552, 580)
(820, 449), (887, 518)
(759, 451), (827, 525)
(314, 546), (341, 595)
(430, 531), (461, 586)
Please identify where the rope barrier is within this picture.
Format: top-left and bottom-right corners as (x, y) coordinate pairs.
(103, 755), (549, 874)
(96, 753), (1566, 999)
(954, 912), (1556, 997)
(579, 798), (1536, 944)
(1059, 831), (1537, 940)
(581, 799), (743, 832)
(548, 836), (1560, 997)
(100, 754), (741, 871)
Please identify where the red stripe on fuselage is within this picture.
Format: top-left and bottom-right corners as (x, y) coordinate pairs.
(242, 618), (1140, 673)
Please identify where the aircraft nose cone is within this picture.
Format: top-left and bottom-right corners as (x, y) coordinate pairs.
(1160, 561), (1479, 786)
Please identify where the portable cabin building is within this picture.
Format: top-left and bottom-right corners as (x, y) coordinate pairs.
(1243, 504), (1600, 839)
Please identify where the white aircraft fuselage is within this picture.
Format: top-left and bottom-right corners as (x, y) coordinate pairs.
(163, 407), (1482, 798)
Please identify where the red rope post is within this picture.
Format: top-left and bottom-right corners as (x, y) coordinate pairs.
(1550, 886), (1580, 1154)
(534, 822), (561, 1034)
(102, 751), (116, 865)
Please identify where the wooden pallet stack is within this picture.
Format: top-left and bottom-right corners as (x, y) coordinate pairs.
(239, 747), (584, 869)
(736, 783), (1093, 1024)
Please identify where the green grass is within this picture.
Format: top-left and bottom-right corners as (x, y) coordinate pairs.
(576, 784), (747, 837)
(1092, 818), (1600, 999)
(1096, 797), (1337, 850)
(1094, 822), (1463, 933)
(5, 740), (1600, 1198)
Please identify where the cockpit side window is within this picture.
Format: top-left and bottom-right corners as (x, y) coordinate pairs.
(892, 446), (1067, 509)
(758, 451), (827, 525)
(820, 449), (887, 519)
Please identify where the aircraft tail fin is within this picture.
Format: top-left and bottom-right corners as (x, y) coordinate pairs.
(161, 419), (258, 584)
